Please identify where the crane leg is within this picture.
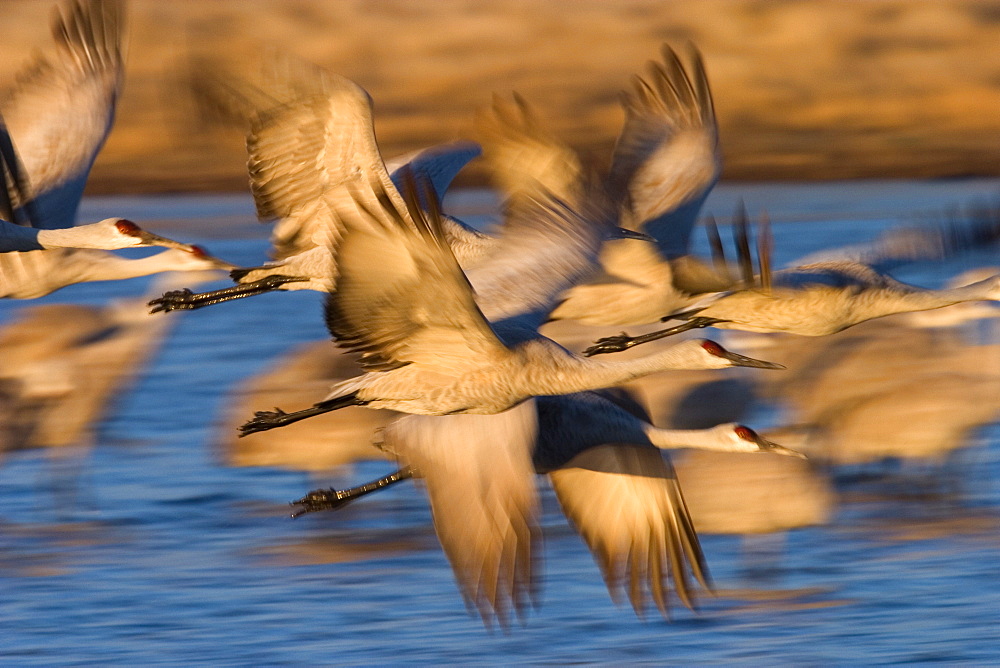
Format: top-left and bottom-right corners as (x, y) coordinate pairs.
(289, 467), (415, 518)
(238, 393), (368, 437)
(583, 317), (727, 356)
(147, 274), (304, 313)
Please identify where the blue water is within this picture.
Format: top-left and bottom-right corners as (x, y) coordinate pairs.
(1, 180), (999, 664)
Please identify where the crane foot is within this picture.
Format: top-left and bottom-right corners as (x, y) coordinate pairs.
(583, 332), (637, 356)
(148, 288), (198, 313)
(290, 488), (351, 517)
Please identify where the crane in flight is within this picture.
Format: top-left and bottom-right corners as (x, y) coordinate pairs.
(0, 0), (231, 293)
(289, 388), (804, 626)
(237, 169), (782, 434)
(584, 205), (1000, 354)
(147, 56), (487, 313)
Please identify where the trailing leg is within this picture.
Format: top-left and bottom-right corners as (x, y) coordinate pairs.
(238, 393), (368, 437)
(583, 317), (727, 356)
(290, 466), (414, 517)
(148, 274), (305, 313)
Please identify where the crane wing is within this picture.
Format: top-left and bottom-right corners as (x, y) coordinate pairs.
(324, 172), (508, 372)
(385, 140), (482, 204)
(548, 443), (709, 617)
(468, 95), (614, 329)
(245, 61), (404, 260)
(2, 0), (124, 229)
(609, 44), (720, 257)
(380, 401), (540, 628)
(474, 93), (583, 209)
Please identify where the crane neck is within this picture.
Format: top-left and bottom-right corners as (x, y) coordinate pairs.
(526, 342), (720, 397)
(883, 276), (1000, 315)
(643, 424), (737, 452)
(74, 250), (195, 283)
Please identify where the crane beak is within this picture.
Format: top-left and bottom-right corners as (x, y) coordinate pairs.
(719, 350), (786, 370)
(613, 227), (656, 242)
(759, 438), (808, 459)
(140, 231), (199, 252)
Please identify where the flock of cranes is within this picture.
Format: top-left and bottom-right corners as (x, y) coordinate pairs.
(2, 0), (999, 628)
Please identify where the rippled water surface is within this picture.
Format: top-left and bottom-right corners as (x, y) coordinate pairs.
(1, 180), (999, 665)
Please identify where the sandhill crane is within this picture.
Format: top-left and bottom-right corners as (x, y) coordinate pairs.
(546, 44), (731, 327)
(237, 171), (783, 434)
(219, 341), (395, 473)
(289, 389), (804, 625)
(0, 0), (230, 290)
(584, 207), (1000, 354)
(148, 56), (485, 313)
(0, 271), (224, 487)
(148, 44), (717, 316)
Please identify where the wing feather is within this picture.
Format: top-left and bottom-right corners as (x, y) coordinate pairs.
(324, 172), (508, 372)
(609, 44), (720, 256)
(2, 0), (124, 229)
(381, 402), (540, 627)
(548, 443), (708, 617)
(244, 60), (405, 260)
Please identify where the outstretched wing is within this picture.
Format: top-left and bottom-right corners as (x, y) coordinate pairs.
(549, 443), (708, 617)
(247, 57), (403, 259)
(475, 93), (584, 208)
(381, 401), (540, 628)
(470, 95), (614, 329)
(609, 44), (720, 257)
(324, 171), (508, 372)
(2, 0), (124, 229)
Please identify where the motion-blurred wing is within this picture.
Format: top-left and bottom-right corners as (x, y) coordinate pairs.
(324, 173), (507, 372)
(475, 94), (583, 208)
(470, 96), (613, 329)
(609, 44), (720, 257)
(386, 140), (481, 204)
(2, 0), (124, 229)
(381, 401), (540, 627)
(548, 443), (708, 617)
(468, 188), (615, 330)
(245, 61), (403, 260)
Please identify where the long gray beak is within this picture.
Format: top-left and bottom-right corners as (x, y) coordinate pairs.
(613, 227), (656, 242)
(760, 438), (808, 459)
(140, 230), (198, 252)
(721, 350), (786, 370)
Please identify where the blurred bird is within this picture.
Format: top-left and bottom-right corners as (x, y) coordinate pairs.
(0, 0), (231, 292)
(673, 437), (834, 537)
(237, 171), (782, 433)
(547, 44), (731, 328)
(149, 57), (484, 312)
(291, 388), (805, 625)
(585, 206), (1000, 354)
(806, 371), (1000, 468)
(0, 271), (224, 494)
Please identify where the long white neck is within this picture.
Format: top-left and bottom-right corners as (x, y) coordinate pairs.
(864, 275), (1000, 322)
(73, 250), (203, 283)
(527, 341), (725, 397)
(642, 423), (743, 452)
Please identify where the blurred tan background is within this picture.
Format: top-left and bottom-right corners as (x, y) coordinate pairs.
(2, 0), (999, 193)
